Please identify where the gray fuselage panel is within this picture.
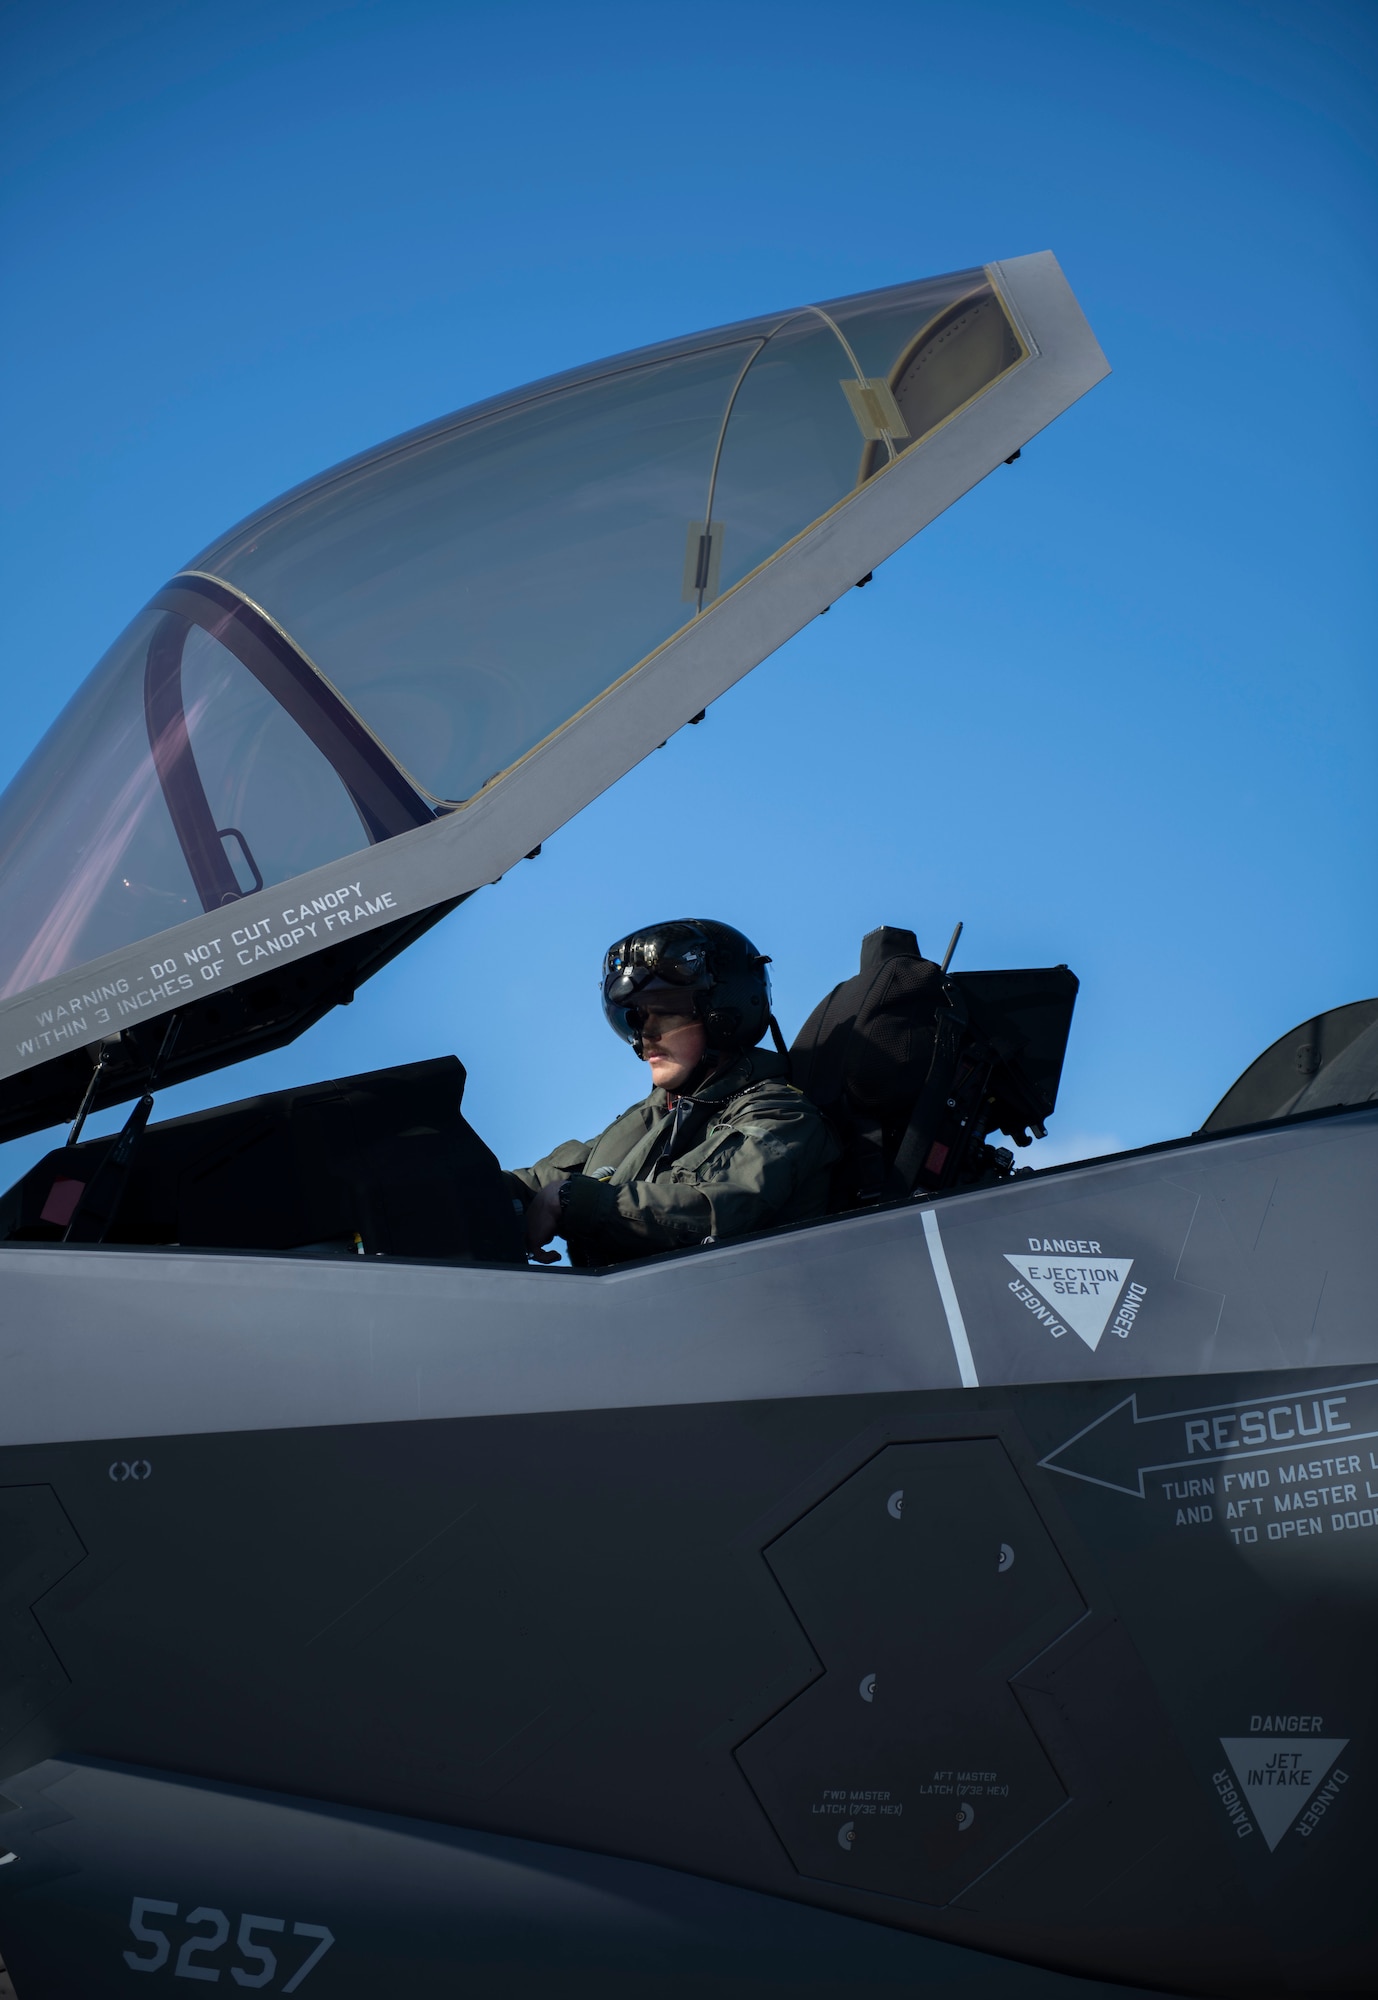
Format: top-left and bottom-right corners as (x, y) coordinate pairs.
(0, 1110), (1373, 1996)
(0, 1110), (1371, 1449)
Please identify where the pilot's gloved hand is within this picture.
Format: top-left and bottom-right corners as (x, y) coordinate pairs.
(524, 1178), (568, 1263)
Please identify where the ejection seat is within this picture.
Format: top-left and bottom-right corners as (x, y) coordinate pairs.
(790, 926), (1078, 1210)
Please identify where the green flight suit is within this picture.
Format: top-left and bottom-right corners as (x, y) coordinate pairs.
(508, 1048), (837, 1265)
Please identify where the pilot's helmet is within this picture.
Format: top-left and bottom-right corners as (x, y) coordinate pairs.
(602, 920), (772, 1055)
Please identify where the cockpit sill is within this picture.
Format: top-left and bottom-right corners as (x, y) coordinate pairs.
(3, 1097), (1370, 1277)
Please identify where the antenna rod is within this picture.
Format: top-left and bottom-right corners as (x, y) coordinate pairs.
(940, 921), (963, 975)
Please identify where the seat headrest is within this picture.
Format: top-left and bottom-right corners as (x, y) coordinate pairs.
(859, 925), (921, 974)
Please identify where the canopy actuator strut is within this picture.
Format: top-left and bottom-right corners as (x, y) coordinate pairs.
(62, 1013), (184, 1246)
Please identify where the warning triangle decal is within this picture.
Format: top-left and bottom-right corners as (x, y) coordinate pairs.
(1219, 1736), (1349, 1851)
(1003, 1255), (1133, 1350)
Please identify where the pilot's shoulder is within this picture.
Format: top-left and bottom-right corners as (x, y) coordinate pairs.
(599, 1092), (662, 1139)
(728, 1073), (826, 1124)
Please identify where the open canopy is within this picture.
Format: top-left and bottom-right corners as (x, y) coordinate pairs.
(0, 253), (1108, 1138)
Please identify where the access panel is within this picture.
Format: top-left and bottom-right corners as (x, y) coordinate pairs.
(737, 1440), (1085, 1903)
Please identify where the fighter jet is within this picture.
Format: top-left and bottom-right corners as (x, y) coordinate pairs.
(0, 254), (1373, 1998)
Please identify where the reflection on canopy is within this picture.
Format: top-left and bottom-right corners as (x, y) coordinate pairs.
(0, 268), (1024, 1001)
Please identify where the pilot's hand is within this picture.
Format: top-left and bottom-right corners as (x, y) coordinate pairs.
(525, 1178), (568, 1262)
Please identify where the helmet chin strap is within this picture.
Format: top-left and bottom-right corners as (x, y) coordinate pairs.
(681, 1016), (787, 1095)
(678, 1047), (729, 1098)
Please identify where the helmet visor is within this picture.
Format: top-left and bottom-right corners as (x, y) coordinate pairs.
(605, 930), (709, 987)
(601, 977), (701, 1047)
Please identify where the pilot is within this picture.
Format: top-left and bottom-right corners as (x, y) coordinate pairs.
(509, 919), (837, 1265)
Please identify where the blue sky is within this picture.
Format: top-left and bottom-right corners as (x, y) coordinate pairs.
(1, 0), (1375, 1190)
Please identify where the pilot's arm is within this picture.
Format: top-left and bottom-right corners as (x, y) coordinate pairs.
(505, 1095), (657, 1211)
(506, 1138), (593, 1205)
(557, 1086), (836, 1262)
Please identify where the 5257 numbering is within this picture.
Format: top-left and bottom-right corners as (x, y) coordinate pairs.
(122, 1899), (334, 1989)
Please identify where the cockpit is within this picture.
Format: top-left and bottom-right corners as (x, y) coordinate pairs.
(0, 261), (1055, 1169)
(0, 267), (1024, 1013)
(8, 253), (1362, 1269)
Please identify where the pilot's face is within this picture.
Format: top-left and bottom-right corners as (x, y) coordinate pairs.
(640, 1008), (707, 1093)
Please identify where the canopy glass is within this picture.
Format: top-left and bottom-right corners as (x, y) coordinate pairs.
(0, 267), (1023, 1001)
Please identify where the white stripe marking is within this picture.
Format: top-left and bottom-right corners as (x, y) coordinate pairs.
(922, 1208), (979, 1388)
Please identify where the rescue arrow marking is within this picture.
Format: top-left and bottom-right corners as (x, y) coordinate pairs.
(1038, 1377), (1378, 1498)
